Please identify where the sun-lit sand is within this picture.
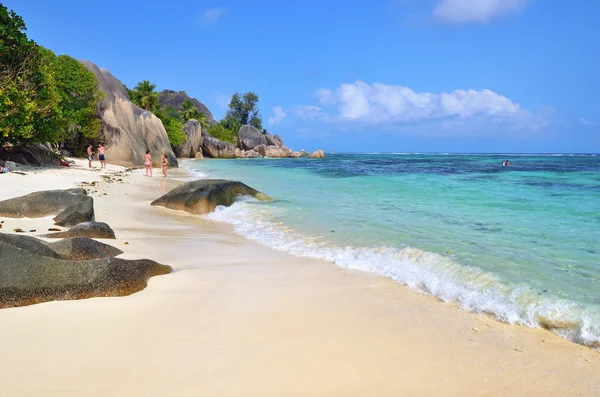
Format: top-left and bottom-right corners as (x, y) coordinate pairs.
(0, 159), (598, 396)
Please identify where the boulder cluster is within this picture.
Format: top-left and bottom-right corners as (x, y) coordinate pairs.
(0, 189), (171, 308)
(174, 123), (325, 160)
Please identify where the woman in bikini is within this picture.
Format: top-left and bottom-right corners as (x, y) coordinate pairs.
(144, 150), (152, 176)
(161, 152), (169, 178)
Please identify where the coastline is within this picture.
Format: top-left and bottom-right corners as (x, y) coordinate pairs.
(0, 159), (599, 396)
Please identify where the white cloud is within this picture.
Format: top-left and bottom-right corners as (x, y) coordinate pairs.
(314, 81), (543, 130)
(433, 0), (528, 24)
(580, 118), (596, 126)
(268, 106), (287, 125)
(197, 7), (225, 26)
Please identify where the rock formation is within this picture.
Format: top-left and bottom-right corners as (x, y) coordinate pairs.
(0, 189), (93, 225)
(201, 136), (236, 158)
(80, 60), (177, 168)
(158, 90), (214, 124)
(256, 145), (290, 158)
(0, 235), (171, 308)
(308, 150), (326, 159)
(238, 125), (268, 151)
(151, 179), (272, 215)
(45, 237), (124, 261)
(173, 119), (203, 158)
(45, 221), (116, 239)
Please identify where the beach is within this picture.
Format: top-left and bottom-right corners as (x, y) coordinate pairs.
(0, 159), (599, 396)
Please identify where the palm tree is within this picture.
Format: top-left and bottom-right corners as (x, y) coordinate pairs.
(197, 114), (210, 130)
(132, 80), (159, 111)
(179, 99), (201, 121)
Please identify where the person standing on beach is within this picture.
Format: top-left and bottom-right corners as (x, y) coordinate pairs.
(87, 144), (94, 168)
(161, 152), (169, 178)
(144, 150), (153, 177)
(98, 144), (107, 169)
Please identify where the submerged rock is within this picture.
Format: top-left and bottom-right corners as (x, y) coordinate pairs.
(45, 221), (116, 239)
(0, 189), (90, 219)
(0, 240), (171, 308)
(151, 179), (272, 214)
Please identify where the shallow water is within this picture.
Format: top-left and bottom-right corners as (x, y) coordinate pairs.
(184, 153), (600, 346)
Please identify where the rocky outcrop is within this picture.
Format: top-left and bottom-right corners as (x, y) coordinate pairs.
(308, 150), (325, 159)
(0, 144), (65, 167)
(45, 221), (116, 239)
(0, 189), (90, 219)
(151, 179), (272, 215)
(0, 233), (61, 259)
(256, 145), (290, 158)
(173, 119), (203, 158)
(238, 125), (267, 151)
(80, 60), (177, 168)
(195, 151), (204, 159)
(158, 90), (214, 124)
(290, 151), (302, 158)
(45, 237), (123, 260)
(201, 136), (236, 158)
(52, 195), (95, 227)
(265, 133), (285, 148)
(0, 236), (171, 308)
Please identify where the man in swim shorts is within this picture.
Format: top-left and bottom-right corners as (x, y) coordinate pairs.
(98, 144), (106, 169)
(87, 144), (94, 168)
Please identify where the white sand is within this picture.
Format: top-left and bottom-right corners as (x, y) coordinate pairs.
(0, 159), (599, 396)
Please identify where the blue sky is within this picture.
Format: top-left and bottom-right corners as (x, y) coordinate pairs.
(5, 0), (599, 152)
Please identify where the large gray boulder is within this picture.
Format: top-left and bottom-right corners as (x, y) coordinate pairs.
(0, 189), (89, 219)
(173, 119), (203, 158)
(201, 136), (236, 158)
(0, 240), (171, 308)
(45, 237), (123, 261)
(265, 133), (285, 148)
(151, 179), (272, 215)
(53, 195), (95, 226)
(80, 61), (178, 168)
(238, 125), (267, 151)
(45, 222), (116, 239)
(0, 233), (61, 259)
(256, 145), (290, 158)
(158, 90), (214, 124)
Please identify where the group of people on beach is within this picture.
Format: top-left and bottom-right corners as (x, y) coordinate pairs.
(87, 144), (107, 169)
(86, 144), (169, 177)
(143, 149), (169, 178)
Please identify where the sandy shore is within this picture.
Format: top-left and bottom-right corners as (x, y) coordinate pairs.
(0, 159), (599, 396)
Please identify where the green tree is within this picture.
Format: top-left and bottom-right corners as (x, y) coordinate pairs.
(208, 122), (237, 144)
(0, 5), (62, 145)
(132, 80), (159, 111)
(179, 99), (201, 121)
(50, 54), (103, 142)
(161, 116), (185, 146)
(222, 92), (263, 132)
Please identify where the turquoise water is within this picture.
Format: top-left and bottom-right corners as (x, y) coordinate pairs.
(184, 154), (600, 346)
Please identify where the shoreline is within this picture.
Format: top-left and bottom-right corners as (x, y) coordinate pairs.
(0, 159), (599, 396)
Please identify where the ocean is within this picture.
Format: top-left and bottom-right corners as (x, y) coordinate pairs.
(183, 153), (600, 347)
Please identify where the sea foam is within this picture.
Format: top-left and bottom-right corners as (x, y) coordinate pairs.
(206, 198), (600, 348)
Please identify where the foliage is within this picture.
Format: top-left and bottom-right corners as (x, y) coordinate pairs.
(0, 5), (62, 145)
(164, 105), (180, 120)
(161, 116), (186, 147)
(208, 122), (237, 144)
(51, 54), (103, 142)
(132, 80), (159, 111)
(179, 99), (201, 121)
(222, 92), (263, 132)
